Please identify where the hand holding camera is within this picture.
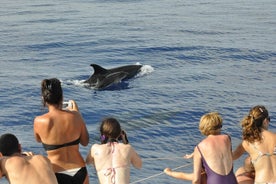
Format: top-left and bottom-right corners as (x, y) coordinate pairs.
(120, 130), (129, 144)
(62, 101), (73, 110)
(63, 100), (80, 112)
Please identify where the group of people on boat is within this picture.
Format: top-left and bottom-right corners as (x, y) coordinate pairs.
(0, 78), (142, 184)
(164, 106), (276, 184)
(0, 77), (275, 184)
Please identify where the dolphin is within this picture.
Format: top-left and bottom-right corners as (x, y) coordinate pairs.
(84, 64), (142, 89)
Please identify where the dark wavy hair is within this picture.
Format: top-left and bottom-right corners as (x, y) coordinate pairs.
(241, 105), (269, 143)
(41, 78), (63, 107)
(0, 133), (20, 156)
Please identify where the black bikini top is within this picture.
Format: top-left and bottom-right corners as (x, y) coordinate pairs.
(42, 137), (80, 151)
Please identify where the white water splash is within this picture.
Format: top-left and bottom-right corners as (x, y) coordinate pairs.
(136, 63), (154, 77)
(65, 79), (88, 87)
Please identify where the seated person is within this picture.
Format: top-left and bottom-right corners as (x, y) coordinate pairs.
(0, 133), (58, 184)
(233, 105), (276, 183)
(164, 152), (206, 184)
(165, 112), (237, 184)
(235, 156), (255, 184)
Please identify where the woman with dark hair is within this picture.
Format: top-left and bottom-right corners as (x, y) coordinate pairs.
(86, 117), (142, 184)
(233, 105), (276, 183)
(33, 78), (89, 184)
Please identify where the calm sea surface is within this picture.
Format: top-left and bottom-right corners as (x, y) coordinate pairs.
(0, 0), (275, 183)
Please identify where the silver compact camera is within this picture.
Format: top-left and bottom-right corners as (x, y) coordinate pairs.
(62, 101), (72, 109)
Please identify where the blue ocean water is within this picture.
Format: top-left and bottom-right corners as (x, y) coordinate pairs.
(0, 0), (275, 183)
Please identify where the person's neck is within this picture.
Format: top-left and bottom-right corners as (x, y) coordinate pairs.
(209, 132), (221, 136)
(108, 138), (119, 143)
(262, 126), (269, 131)
(48, 104), (61, 111)
(11, 152), (22, 157)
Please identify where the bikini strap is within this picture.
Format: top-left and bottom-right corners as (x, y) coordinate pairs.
(196, 145), (204, 157)
(42, 137), (80, 151)
(226, 134), (231, 142)
(250, 143), (266, 165)
(104, 168), (116, 184)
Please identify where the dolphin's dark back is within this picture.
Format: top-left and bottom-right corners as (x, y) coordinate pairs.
(84, 64), (142, 89)
(109, 65), (142, 79)
(90, 64), (108, 74)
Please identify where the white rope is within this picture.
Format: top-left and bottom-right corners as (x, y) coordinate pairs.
(142, 156), (184, 161)
(130, 162), (192, 184)
(171, 163), (192, 171)
(130, 171), (164, 184)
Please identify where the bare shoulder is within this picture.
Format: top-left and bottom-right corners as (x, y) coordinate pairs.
(241, 140), (251, 150)
(269, 131), (276, 137)
(120, 143), (132, 149)
(198, 137), (210, 147)
(92, 143), (101, 148)
(66, 110), (82, 119)
(27, 155), (52, 168)
(31, 154), (49, 161)
(34, 114), (50, 125)
(4, 156), (27, 168)
(222, 134), (232, 142)
(9, 155), (48, 163)
(33, 114), (52, 133)
(91, 143), (102, 152)
(268, 131), (276, 143)
(0, 157), (23, 174)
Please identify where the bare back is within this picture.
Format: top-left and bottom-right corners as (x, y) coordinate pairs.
(197, 134), (233, 175)
(87, 142), (142, 184)
(34, 107), (89, 172)
(0, 155), (58, 184)
(242, 130), (276, 182)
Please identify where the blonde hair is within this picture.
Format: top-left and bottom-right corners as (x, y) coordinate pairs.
(241, 105), (269, 143)
(199, 112), (223, 136)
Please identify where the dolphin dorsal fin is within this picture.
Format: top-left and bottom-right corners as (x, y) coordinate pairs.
(90, 64), (108, 74)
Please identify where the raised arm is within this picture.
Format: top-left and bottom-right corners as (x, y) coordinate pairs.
(164, 168), (194, 181)
(232, 142), (245, 160)
(192, 146), (202, 184)
(130, 147), (142, 169)
(85, 146), (95, 165)
(68, 100), (89, 146)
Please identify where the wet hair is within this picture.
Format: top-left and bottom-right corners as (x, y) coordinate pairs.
(199, 112), (223, 136)
(0, 133), (20, 156)
(241, 105), (269, 143)
(100, 118), (122, 144)
(41, 78), (63, 107)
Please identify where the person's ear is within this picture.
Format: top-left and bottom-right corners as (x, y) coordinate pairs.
(0, 152), (3, 157)
(262, 119), (269, 130)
